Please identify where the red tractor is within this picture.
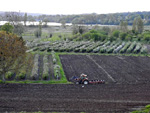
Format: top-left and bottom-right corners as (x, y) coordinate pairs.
(70, 74), (105, 85)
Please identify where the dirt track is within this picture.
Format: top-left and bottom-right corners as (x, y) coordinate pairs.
(0, 83), (150, 112)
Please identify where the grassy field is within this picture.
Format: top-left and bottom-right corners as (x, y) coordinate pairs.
(22, 26), (72, 42)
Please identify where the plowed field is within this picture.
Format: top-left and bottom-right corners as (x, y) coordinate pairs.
(0, 84), (150, 113)
(1, 55), (150, 113)
(60, 55), (150, 84)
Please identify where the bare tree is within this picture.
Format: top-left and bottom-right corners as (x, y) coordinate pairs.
(5, 12), (24, 36)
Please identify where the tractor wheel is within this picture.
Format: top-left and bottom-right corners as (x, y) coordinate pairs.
(83, 80), (89, 85)
(75, 81), (79, 84)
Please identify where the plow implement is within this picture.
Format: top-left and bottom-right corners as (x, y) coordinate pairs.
(70, 76), (105, 85)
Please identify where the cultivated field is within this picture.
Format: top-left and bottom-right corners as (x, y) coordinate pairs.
(0, 84), (150, 112)
(60, 55), (150, 84)
(1, 55), (150, 112)
(29, 41), (148, 54)
(5, 54), (55, 81)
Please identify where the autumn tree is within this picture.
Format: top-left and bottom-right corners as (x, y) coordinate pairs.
(0, 31), (27, 81)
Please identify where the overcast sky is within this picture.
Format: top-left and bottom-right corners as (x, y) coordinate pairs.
(0, 0), (150, 15)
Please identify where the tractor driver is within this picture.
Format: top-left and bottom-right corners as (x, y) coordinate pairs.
(80, 73), (87, 83)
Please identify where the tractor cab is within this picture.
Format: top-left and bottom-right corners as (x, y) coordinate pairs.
(75, 74), (89, 84)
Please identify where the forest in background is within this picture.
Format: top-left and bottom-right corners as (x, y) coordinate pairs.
(0, 11), (150, 25)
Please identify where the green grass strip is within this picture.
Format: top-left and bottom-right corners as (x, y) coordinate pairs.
(55, 53), (68, 82)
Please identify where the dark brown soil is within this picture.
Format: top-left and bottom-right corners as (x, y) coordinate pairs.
(60, 55), (111, 82)
(1, 55), (150, 112)
(0, 83), (150, 113)
(91, 55), (150, 84)
(60, 55), (150, 84)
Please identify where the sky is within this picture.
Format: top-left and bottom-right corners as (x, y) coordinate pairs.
(0, 0), (150, 15)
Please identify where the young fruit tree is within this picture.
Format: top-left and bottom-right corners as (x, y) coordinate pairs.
(0, 31), (27, 81)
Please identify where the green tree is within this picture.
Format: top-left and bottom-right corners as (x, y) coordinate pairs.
(120, 21), (128, 32)
(113, 30), (120, 38)
(1, 23), (14, 33)
(102, 26), (111, 35)
(143, 34), (150, 41)
(132, 18), (137, 32)
(43, 18), (49, 27)
(34, 21), (42, 38)
(72, 25), (87, 35)
(24, 13), (27, 26)
(61, 20), (66, 29)
(120, 32), (127, 40)
(137, 17), (144, 33)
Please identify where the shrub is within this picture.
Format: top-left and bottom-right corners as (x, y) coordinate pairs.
(80, 48), (86, 53)
(93, 46), (101, 53)
(34, 29), (42, 38)
(99, 41), (113, 53)
(108, 36), (115, 42)
(140, 45), (148, 54)
(91, 33), (101, 41)
(74, 48), (80, 52)
(93, 41), (109, 53)
(133, 43), (142, 53)
(120, 32), (127, 40)
(42, 73), (49, 80)
(137, 34), (142, 41)
(132, 104), (150, 113)
(126, 41), (136, 53)
(125, 36), (132, 41)
(54, 65), (60, 80)
(42, 55), (49, 80)
(107, 42), (121, 53)
(112, 30), (120, 38)
(1, 23), (14, 33)
(100, 47), (107, 53)
(18, 72), (26, 80)
(0, 80), (4, 83)
(119, 42), (131, 53)
(49, 33), (53, 38)
(5, 71), (13, 80)
(114, 42), (125, 53)
(144, 34), (150, 41)
(82, 32), (91, 40)
(31, 54), (40, 80)
(82, 30), (107, 41)
(52, 51), (57, 64)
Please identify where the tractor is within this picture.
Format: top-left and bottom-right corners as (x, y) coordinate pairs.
(70, 74), (105, 85)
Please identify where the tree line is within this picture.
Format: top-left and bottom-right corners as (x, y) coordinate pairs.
(0, 11), (150, 25)
(71, 16), (150, 42)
